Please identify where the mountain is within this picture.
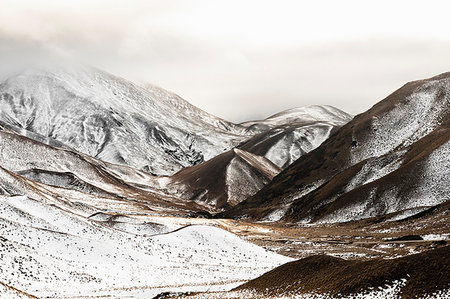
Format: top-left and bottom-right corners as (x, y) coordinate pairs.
(0, 65), (247, 176)
(233, 246), (450, 298)
(0, 66), (351, 176)
(239, 106), (352, 168)
(221, 72), (450, 222)
(158, 148), (281, 212)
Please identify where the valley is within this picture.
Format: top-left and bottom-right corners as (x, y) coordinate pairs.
(0, 65), (448, 298)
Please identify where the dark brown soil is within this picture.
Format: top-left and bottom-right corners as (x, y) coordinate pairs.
(235, 246), (450, 298)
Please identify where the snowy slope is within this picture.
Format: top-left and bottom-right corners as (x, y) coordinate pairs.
(239, 106), (352, 168)
(0, 194), (291, 298)
(239, 122), (339, 169)
(222, 72), (450, 223)
(241, 105), (351, 133)
(0, 65), (246, 176)
(0, 124), (220, 217)
(0, 66), (350, 176)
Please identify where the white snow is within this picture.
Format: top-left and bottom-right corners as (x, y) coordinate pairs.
(0, 195), (291, 298)
(261, 208), (288, 222)
(0, 67), (351, 176)
(421, 234), (450, 241)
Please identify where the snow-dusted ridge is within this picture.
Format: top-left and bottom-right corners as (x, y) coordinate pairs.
(241, 105), (352, 131)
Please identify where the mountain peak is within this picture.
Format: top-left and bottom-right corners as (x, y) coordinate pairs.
(0, 65), (247, 175)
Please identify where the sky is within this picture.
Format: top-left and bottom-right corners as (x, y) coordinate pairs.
(1, 0), (450, 122)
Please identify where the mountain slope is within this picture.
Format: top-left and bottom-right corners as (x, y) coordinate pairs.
(0, 66), (246, 175)
(221, 72), (450, 222)
(234, 246), (450, 298)
(0, 123), (215, 216)
(0, 194), (290, 298)
(159, 149), (281, 212)
(0, 67), (351, 176)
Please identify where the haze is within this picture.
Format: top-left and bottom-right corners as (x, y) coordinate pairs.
(1, 0), (450, 122)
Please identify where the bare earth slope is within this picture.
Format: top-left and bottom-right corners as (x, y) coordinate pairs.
(221, 72), (450, 222)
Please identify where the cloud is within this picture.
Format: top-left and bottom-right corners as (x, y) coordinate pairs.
(1, 1), (450, 121)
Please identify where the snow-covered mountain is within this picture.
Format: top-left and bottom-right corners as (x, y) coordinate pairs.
(222, 72), (450, 223)
(239, 106), (352, 168)
(0, 65), (247, 176)
(0, 66), (351, 175)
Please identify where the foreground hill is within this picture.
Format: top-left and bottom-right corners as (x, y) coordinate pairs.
(233, 246), (450, 298)
(0, 192), (291, 298)
(221, 72), (450, 222)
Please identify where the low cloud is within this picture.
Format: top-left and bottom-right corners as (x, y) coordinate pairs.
(1, 1), (450, 122)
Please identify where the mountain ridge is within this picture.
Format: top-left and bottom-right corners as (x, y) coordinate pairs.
(220, 72), (450, 223)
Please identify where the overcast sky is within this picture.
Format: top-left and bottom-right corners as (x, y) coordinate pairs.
(1, 0), (450, 122)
